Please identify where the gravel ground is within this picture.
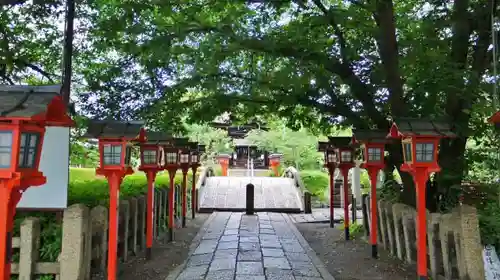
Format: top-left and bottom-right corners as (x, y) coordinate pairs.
(296, 222), (417, 280)
(99, 214), (210, 280)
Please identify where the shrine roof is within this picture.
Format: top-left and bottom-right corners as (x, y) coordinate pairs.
(0, 85), (62, 118)
(391, 118), (456, 137)
(234, 138), (256, 147)
(352, 129), (389, 144)
(143, 131), (173, 145)
(83, 119), (144, 139)
(211, 122), (268, 138)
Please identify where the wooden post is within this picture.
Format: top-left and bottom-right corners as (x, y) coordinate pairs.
(246, 184), (255, 215)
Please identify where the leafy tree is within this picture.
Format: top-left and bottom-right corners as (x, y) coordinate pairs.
(185, 123), (233, 163)
(78, 0), (498, 209)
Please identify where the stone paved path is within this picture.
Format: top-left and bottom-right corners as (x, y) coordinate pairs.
(199, 177), (302, 212)
(167, 212), (334, 280)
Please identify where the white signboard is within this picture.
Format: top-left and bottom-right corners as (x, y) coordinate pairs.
(484, 245), (500, 280)
(17, 127), (70, 209)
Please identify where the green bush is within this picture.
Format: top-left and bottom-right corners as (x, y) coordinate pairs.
(300, 170), (329, 198)
(13, 168), (196, 268)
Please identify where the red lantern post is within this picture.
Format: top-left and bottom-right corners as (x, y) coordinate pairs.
(327, 136), (356, 241)
(161, 139), (181, 241)
(138, 131), (166, 260)
(190, 143), (203, 219)
(352, 129), (389, 258)
(387, 118), (455, 280)
(179, 140), (192, 228)
(268, 153), (283, 176)
(0, 85), (74, 280)
(84, 120), (145, 280)
(216, 154), (230, 176)
(318, 141), (338, 228)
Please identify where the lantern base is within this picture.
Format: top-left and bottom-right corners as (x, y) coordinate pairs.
(182, 216), (186, 228)
(344, 227), (350, 241)
(146, 248), (152, 260)
(371, 244), (378, 258)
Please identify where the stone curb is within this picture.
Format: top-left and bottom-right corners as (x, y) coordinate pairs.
(282, 213), (336, 280)
(164, 212), (218, 280)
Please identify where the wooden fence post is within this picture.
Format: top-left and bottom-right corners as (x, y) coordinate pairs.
(128, 197), (138, 256)
(18, 217), (40, 279)
(60, 204), (90, 280)
(119, 200), (130, 262)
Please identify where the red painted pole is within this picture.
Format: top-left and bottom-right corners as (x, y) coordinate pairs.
(191, 167), (197, 219)
(341, 168), (350, 241)
(181, 170), (188, 227)
(0, 181), (23, 280)
(414, 168), (429, 280)
(328, 167), (335, 228)
(367, 166), (379, 258)
(167, 170), (175, 241)
(106, 172), (121, 280)
(145, 170), (156, 260)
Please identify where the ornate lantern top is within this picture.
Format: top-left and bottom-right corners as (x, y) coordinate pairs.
(0, 85), (74, 126)
(352, 129), (389, 167)
(84, 119), (145, 141)
(327, 136), (358, 166)
(387, 118), (456, 172)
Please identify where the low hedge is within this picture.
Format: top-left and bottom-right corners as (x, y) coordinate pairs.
(13, 168), (197, 270)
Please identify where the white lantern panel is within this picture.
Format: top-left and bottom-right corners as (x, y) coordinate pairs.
(415, 142), (434, 162)
(143, 149), (157, 164)
(327, 151), (337, 163)
(367, 147), (382, 162)
(0, 131), (12, 168)
(103, 144), (122, 165)
(166, 152), (178, 164)
(341, 150), (352, 162)
(191, 154), (198, 163)
(18, 132), (40, 168)
(180, 153), (190, 163)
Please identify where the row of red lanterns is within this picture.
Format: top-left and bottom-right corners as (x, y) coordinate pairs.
(320, 119), (455, 280)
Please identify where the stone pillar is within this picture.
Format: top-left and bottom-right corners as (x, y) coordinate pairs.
(60, 204), (90, 280)
(18, 218), (40, 279)
(457, 205), (485, 280)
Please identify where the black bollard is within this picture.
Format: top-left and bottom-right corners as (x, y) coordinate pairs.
(246, 183), (255, 215)
(304, 192), (312, 214)
(351, 195), (356, 224)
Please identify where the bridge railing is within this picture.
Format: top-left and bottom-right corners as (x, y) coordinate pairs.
(283, 166), (311, 213)
(195, 166), (215, 210)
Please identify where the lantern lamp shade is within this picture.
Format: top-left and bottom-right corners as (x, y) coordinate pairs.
(340, 150), (352, 163)
(0, 130), (12, 168)
(367, 147), (383, 162)
(402, 139), (413, 163)
(180, 152), (190, 164)
(18, 132), (41, 168)
(142, 148), (158, 165)
(103, 143), (123, 165)
(326, 150), (337, 163)
(415, 142), (434, 162)
(165, 151), (179, 165)
(191, 153), (199, 164)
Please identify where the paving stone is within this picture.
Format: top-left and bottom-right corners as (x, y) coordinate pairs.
(235, 276), (266, 280)
(282, 242), (305, 253)
(262, 248), (285, 257)
(285, 252), (310, 262)
(290, 261), (321, 277)
(220, 235), (239, 242)
(260, 240), (281, 248)
(239, 242), (260, 251)
(237, 250), (262, 261)
(260, 228), (275, 235)
(224, 229), (239, 235)
(202, 233), (221, 240)
(194, 241), (218, 255)
(214, 249), (238, 259)
(236, 261), (264, 275)
(259, 224), (273, 229)
(209, 258), (236, 272)
(176, 265), (208, 280)
(294, 277), (323, 280)
(218, 241), (238, 250)
(239, 236), (259, 243)
(265, 268), (295, 280)
(263, 257), (291, 269)
(187, 253), (213, 267)
(204, 269), (234, 280)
